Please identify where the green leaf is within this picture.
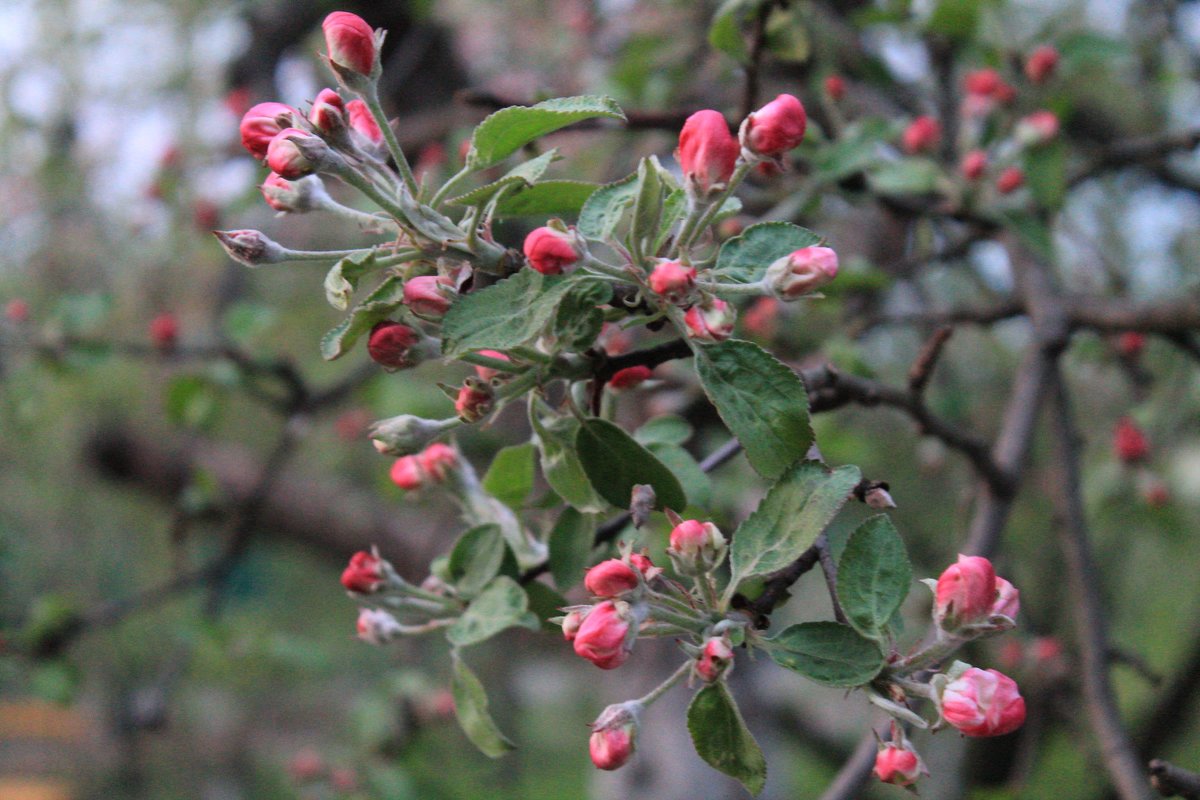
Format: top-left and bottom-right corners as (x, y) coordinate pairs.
(446, 576), (539, 647)
(529, 407), (606, 513)
(481, 444), (536, 510)
(577, 172), (638, 240)
(695, 339), (813, 479)
(165, 375), (222, 430)
(836, 516), (912, 639)
(868, 158), (945, 196)
(927, 0), (986, 40)
(575, 418), (687, 512)
(523, 581), (569, 631)
(494, 180), (599, 218)
(634, 415), (694, 447)
(1024, 140), (1067, 211)
(320, 276), (407, 360)
(687, 682), (767, 796)
(767, 621), (885, 687)
(708, 0), (757, 64)
(548, 507), (596, 590)
(448, 149), (560, 207)
(551, 280), (610, 351)
(467, 96), (626, 169)
(448, 524), (507, 598)
(1000, 210), (1055, 263)
(451, 650), (517, 757)
(647, 443), (713, 508)
(764, 5), (809, 62)
(713, 222), (821, 284)
(730, 460), (861, 585)
(810, 118), (899, 181)
(324, 249), (380, 311)
(630, 155), (669, 257)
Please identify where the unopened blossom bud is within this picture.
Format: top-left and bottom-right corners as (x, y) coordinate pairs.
(1118, 331), (1146, 358)
(473, 349), (511, 382)
(1016, 110), (1060, 146)
(992, 577), (1020, 621)
(588, 702), (640, 770)
(239, 102), (299, 160)
(341, 550), (385, 593)
(267, 128), (324, 179)
(824, 74), (846, 102)
(684, 298), (735, 342)
(648, 260), (696, 302)
(935, 554), (997, 631)
(963, 68), (1003, 97)
(403, 275), (455, 318)
(260, 172), (323, 213)
(323, 11), (378, 78)
(741, 296), (778, 340)
(573, 600), (636, 669)
(1032, 636), (1063, 665)
(1114, 416), (1149, 464)
(330, 768), (357, 793)
(213, 229), (287, 267)
(418, 442), (458, 481)
(288, 748), (325, 782)
(455, 378), (493, 422)
(764, 246), (838, 300)
(677, 109), (739, 197)
(356, 607), (404, 645)
(368, 414), (453, 456)
(609, 365), (652, 390)
(389, 455), (424, 490)
(523, 226), (581, 275)
(148, 312), (179, 349)
(961, 149), (988, 180)
(1143, 477), (1171, 507)
(695, 635), (735, 683)
(864, 485), (897, 510)
(308, 88), (345, 133)
(5, 298), (30, 323)
(585, 559), (641, 598)
(994, 81), (1017, 105)
(1025, 45), (1059, 84)
(743, 93), (808, 156)
(561, 608), (588, 641)
(874, 741), (925, 786)
(668, 519), (727, 575)
(628, 552), (662, 582)
(996, 166), (1024, 194)
(902, 116), (942, 155)
(367, 321), (419, 370)
(345, 99), (383, 147)
(941, 667), (1026, 737)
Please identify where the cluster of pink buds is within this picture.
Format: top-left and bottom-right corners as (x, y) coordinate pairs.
(1015, 110), (1060, 146)
(390, 442), (459, 491)
(962, 68), (1017, 118)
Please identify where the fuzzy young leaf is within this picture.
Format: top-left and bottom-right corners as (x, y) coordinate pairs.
(319, 276), (406, 361)
(551, 280), (610, 351)
(577, 172), (638, 240)
(323, 249), (379, 310)
(165, 375), (222, 430)
(836, 515), (912, 639)
(708, 0), (757, 64)
(482, 444), (536, 510)
(448, 525), (507, 599)
(713, 222), (822, 285)
(867, 159), (945, 197)
(494, 180), (599, 218)
(451, 650), (516, 758)
(529, 408), (606, 513)
(446, 576), (539, 647)
(630, 156), (670, 257)
(466, 96), (626, 169)
(687, 682), (767, 796)
(696, 340), (813, 479)
(448, 149), (559, 207)
(730, 460), (861, 586)
(576, 418), (687, 512)
(548, 507), (597, 591)
(768, 621), (885, 687)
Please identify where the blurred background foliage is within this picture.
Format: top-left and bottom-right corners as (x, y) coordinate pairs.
(1, 0), (1199, 798)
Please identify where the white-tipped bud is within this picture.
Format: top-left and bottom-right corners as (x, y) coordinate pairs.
(213, 229), (288, 267)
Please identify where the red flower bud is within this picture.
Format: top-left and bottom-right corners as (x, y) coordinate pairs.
(341, 550), (385, 593)
(418, 443), (458, 482)
(1025, 45), (1060, 84)
(996, 166), (1024, 194)
(677, 109), (739, 197)
(648, 259), (696, 302)
(608, 366), (652, 390)
(322, 11), (377, 77)
(741, 296), (778, 340)
(573, 600), (635, 669)
(1016, 110), (1059, 146)
(473, 349), (512, 382)
(992, 576), (1020, 621)
(148, 312), (179, 349)
(744, 93), (808, 156)
(260, 172), (307, 213)
(356, 607), (403, 645)
(1144, 478), (1171, 507)
(902, 116), (942, 155)
(628, 553), (661, 581)
(588, 703), (639, 770)
(963, 68), (1003, 97)
(824, 74), (846, 102)
(668, 519), (727, 575)
(961, 149), (988, 180)
(523, 226), (581, 275)
(239, 102), (299, 160)
(1117, 332), (1146, 358)
(684, 298), (735, 342)
(874, 742), (925, 786)
(345, 99), (383, 146)
(1114, 416), (1149, 464)
(308, 88), (345, 133)
(765, 246), (838, 300)
(367, 321), (419, 370)
(288, 748), (325, 783)
(5, 299), (30, 324)
(455, 379), (494, 422)
(1032, 636), (1063, 665)
(941, 667), (1026, 737)
(935, 554), (997, 631)
(267, 128), (321, 179)
(584, 559), (641, 598)
(694, 635), (735, 683)
(389, 455), (423, 490)
(403, 275), (455, 318)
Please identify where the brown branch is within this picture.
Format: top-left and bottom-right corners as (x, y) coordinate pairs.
(1150, 760), (1200, 799)
(858, 300), (1024, 332)
(1068, 129), (1200, 188)
(739, 1), (773, 121)
(907, 325), (953, 395)
(1067, 296), (1200, 335)
(1134, 625), (1200, 759)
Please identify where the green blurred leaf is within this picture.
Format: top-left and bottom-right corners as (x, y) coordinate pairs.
(576, 418), (688, 511)
(165, 374), (223, 430)
(446, 576), (538, 647)
(467, 96), (626, 169)
(448, 524), (507, 598)
(687, 682), (767, 795)
(1000, 210), (1055, 263)
(634, 415), (694, 447)
(320, 276), (407, 360)
(523, 581), (569, 632)
(482, 444), (536, 510)
(449, 149), (559, 207)
(714, 222), (821, 284)
(926, 0), (984, 40)
(647, 443), (712, 508)
(493, 180), (599, 218)
(1024, 140), (1067, 210)
(836, 515), (912, 639)
(529, 407), (606, 513)
(324, 249), (379, 311)
(767, 621), (885, 686)
(220, 301), (277, 344)
(765, 5), (809, 62)
(548, 507), (596, 590)
(709, 0), (758, 64)
(451, 650), (517, 757)
(810, 118), (899, 181)
(868, 158), (945, 196)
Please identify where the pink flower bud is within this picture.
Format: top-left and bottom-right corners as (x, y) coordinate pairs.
(330, 768), (357, 793)
(1016, 110), (1059, 146)
(684, 298), (735, 342)
(874, 742), (925, 786)
(941, 667), (1026, 737)
(148, 312), (179, 349)
(996, 167), (1024, 195)
(995, 82), (1017, 105)
(902, 116), (942, 155)
(628, 553), (661, 582)
(288, 748), (325, 782)
(765, 246), (838, 300)
(573, 600), (635, 669)
(267, 128), (321, 179)
(961, 149), (988, 180)
(1118, 332), (1146, 358)
(367, 321), (419, 370)
(389, 455), (424, 490)
(341, 550), (385, 593)
(668, 519), (727, 575)
(562, 608), (588, 641)
(935, 554), (997, 631)
(345, 99), (383, 146)
(1144, 478), (1171, 507)
(741, 296), (778, 340)
(213, 229), (287, 267)
(677, 109), (739, 197)
(260, 172), (320, 213)
(744, 93), (808, 156)
(648, 260), (696, 302)
(963, 68), (1003, 97)
(588, 702), (640, 770)
(1114, 416), (1149, 464)
(5, 298), (30, 324)
(308, 88), (345, 133)
(523, 226), (581, 275)
(584, 559), (641, 598)
(824, 74), (846, 102)
(403, 275), (455, 318)
(322, 11), (378, 77)
(695, 635), (735, 683)
(1032, 636), (1063, 665)
(418, 442), (458, 482)
(1025, 45), (1059, 84)
(356, 607), (403, 645)
(455, 379), (494, 422)
(608, 365), (652, 390)
(239, 102), (299, 160)
(992, 577), (1020, 621)
(474, 349), (511, 382)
